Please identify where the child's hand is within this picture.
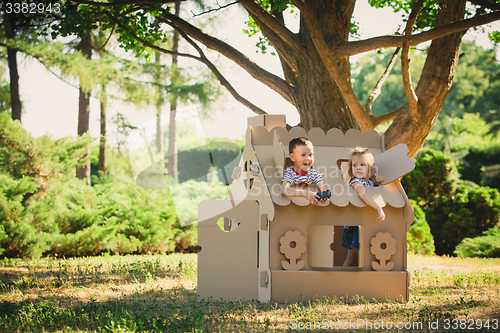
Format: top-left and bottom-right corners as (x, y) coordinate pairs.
(305, 191), (320, 205)
(377, 207), (385, 221)
(376, 175), (386, 183)
(318, 197), (329, 204)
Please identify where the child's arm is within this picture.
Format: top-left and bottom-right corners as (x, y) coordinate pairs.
(351, 181), (385, 221)
(317, 182), (328, 192)
(281, 181), (322, 205)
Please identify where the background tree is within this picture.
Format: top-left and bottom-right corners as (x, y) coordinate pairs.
(0, 1), (67, 122)
(2, 12), (22, 122)
(67, 0), (500, 157)
(76, 34), (94, 185)
(0, 62), (11, 112)
(154, 50), (165, 156)
(402, 149), (500, 255)
(167, 1), (181, 181)
(444, 41), (500, 118)
(352, 40), (500, 191)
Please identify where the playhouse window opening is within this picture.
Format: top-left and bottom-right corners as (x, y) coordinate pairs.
(333, 225), (362, 267)
(216, 217), (240, 232)
(337, 159), (350, 184)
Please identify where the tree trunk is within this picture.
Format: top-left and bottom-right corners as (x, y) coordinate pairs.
(286, 0), (357, 132)
(98, 83), (107, 177)
(259, 0), (467, 156)
(167, 2), (181, 180)
(76, 34), (92, 185)
(4, 13), (22, 121)
(155, 51), (164, 156)
(7, 47), (21, 122)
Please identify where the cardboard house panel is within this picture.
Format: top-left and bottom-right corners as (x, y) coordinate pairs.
(197, 200), (260, 301)
(252, 125), (274, 146)
(198, 115), (415, 303)
(271, 271), (409, 303)
(268, 204), (405, 271)
(247, 114), (286, 131)
(326, 127), (348, 147)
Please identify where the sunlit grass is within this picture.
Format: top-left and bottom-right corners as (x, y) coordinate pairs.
(1, 253), (499, 332)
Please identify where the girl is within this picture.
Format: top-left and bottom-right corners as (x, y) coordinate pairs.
(342, 147), (386, 266)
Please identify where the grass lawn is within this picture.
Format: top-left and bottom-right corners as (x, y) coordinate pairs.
(0, 253), (499, 332)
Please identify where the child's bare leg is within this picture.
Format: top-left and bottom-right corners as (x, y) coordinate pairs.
(343, 248), (358, 266)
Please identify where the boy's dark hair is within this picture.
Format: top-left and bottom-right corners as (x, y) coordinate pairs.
(289, 137), (312, 154)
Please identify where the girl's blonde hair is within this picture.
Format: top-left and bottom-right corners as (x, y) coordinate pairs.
(347, 147), (377, 181)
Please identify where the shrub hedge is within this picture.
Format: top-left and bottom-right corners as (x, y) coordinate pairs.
(407, 200), (435, 255)
(454, 228), (500, 258)
(403, 149), (500, 256)
(0, 114), (193, 258)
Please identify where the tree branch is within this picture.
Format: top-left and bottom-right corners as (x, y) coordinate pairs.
(249, 14), (299, 75)
(266, 0), (298, 84)
(166, 17), (268, 116)
(401, 0), (424, 119)
(371, 107), (402, 128)
(191, 0), (241, 17)
(365, 47), (400, 115)
(97, 27), (115, 53)
(104, 9), (267, 116)
(338, 9), (500, 58)
(157, 12), (295, 104)
(103, 10), (200, 61)
(468, 0), (500, 11)
(28, 51), (81, 90)
(291, 0), (372, 131)
(240, 0), (298, 53)
(72, 0), (184, 7)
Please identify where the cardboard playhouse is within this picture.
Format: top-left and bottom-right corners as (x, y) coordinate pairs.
(197, 115), (415, 303)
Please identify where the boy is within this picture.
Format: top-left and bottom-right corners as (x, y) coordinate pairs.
(281, 137), (329, 205)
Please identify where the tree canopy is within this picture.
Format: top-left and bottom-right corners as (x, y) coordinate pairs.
(9, 0), (500, 156)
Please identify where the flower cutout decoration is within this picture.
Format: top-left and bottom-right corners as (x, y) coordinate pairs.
(279, 230), (307, 270)
(370, 232), (397, 271)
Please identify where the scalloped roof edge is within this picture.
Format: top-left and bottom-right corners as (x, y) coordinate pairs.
(251, 125), (384, 149)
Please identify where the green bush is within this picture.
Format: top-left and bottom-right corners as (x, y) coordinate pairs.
(482, 164), (500, 190)
(439, 186), (500, 254)
(454, 228), (500, 258)
(460, 147), (500, 188)
(402, 149), (456, 206)
(0, 114), (191, 258)
(0, 173), (49, 258)
(407, 200), (435, 255)
(403, 148), (500, 255)
(48, 175), (181, 257)
(0, 172), (185, 258)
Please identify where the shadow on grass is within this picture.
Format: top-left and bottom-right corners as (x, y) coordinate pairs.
(0, 267), (187, 290)
(0, 285), (280, 332)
